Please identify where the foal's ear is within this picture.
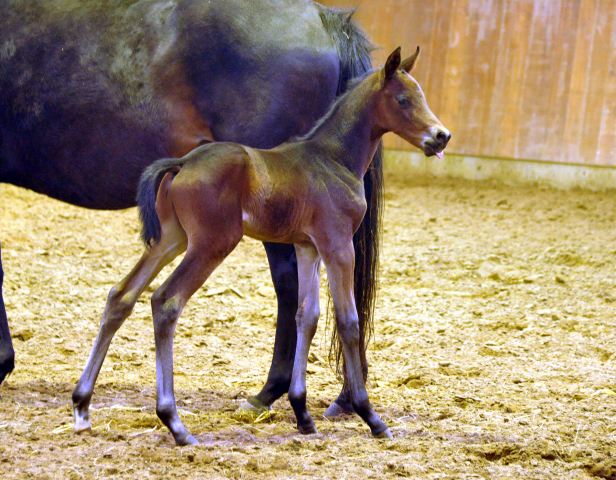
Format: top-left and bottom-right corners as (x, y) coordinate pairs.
(382, 46), (402, 82)
(400, 46), (420, 73)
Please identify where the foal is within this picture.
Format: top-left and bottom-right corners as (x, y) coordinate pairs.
(72, 47), (450, 445)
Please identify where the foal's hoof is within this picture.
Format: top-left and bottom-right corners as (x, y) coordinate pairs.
(324, 400), (354, 418)
(176, 434), (198, 446)
(235, 397), (272, 419)
(298, 424), (318, 435)
(73, 411), (92, 435)
(373, 427), (393, 439)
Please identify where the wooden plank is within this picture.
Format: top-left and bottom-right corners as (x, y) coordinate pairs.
(544, 0), (580, 163)
(436, 0), (470, 155)
(581, 0), (615, 164)
(517, 0), (556, 161)
(477, 0), (508, 156)
(597, 0), (616, 166)
(564, 0), (599, 164)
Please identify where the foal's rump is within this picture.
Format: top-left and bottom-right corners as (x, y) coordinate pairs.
(137, 143), (251, 247)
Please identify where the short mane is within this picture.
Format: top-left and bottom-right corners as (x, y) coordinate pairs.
(290, 68), (377, 143)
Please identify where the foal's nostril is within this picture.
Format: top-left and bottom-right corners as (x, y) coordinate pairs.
(436, 130), (450, 143)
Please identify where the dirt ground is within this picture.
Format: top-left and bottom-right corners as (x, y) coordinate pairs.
(0, 173), (614, 479)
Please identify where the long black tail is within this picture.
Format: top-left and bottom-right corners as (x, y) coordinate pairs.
(136, 157), (186, 247)
(319, 7), (384, 384)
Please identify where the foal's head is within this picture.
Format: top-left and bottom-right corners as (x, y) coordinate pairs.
(374, 47), (450, 158)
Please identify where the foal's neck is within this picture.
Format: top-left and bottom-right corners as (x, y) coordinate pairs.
(306, 79), (383, 179)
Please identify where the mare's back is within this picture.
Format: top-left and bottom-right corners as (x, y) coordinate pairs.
(0, 0), (339, 207)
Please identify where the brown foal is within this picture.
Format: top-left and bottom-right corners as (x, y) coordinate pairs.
(73, 47), (450, 445)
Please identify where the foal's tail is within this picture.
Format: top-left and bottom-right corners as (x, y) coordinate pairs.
(320, 8), (383, 383)
(137, 158), (186, 247)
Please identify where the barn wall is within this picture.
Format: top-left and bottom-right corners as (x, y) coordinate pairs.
(319, 0), (616, 168)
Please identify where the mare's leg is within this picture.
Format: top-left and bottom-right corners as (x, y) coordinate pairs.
(0, 243), (15, 391)
(243, 243), (298, 412)
(72, 236), (187, 432)
(287, 244), (321, 434)
(152, 235), (240, 446)
(320, 240), (391, 439)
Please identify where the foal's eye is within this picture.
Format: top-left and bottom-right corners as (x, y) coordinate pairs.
(397, 97), (409, 108)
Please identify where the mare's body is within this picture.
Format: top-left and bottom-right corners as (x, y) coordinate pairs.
(72, 47), (450, 445)
(0, 0), (380, 414)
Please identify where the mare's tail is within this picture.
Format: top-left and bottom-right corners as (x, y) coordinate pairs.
(319, 8), (384, 384)
(137, 158), (186, 247)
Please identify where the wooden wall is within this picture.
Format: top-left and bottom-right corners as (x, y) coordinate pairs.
(319, 0), (616, 167)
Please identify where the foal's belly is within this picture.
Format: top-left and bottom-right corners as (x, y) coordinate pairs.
(241, 211), (311, 245)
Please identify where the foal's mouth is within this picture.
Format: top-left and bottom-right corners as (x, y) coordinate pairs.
(423, 143), (445, 159)
(422, 129), (451, 158)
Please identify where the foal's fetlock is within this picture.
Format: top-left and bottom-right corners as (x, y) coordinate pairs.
(373, 427), (393, 439)
(324, 394), (354, 418)
(71, 387), (92, 429)
(368, 417), (392, 439)
(289, 392), (317, 434)
(156, 401), (196, 446)
(174, 432), (198, 446)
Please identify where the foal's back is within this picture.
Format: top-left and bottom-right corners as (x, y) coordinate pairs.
(169, 139), (366, 247)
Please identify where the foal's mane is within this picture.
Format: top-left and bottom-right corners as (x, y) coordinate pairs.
(290, 68), (377, 144)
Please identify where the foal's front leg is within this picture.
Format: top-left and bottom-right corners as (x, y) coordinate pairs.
(288, 244), (321, 434)
(320, 240), (391, 439)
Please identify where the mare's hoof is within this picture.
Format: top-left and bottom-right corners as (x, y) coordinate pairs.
(176, 434), (198, 446)
(0, 359), (14, 387)
(235, 397), (272, 419)
(324, 400), (354, 418)
(373, 427), (393, 439)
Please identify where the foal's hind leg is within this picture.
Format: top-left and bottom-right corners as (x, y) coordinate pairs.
(320, 240), (391, 439)
(287, 244), (321, 434)
(72, 222), (187, 433)
(151, 235), (240, 446)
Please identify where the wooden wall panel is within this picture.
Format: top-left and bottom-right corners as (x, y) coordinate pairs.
(319, 0), (616, 166)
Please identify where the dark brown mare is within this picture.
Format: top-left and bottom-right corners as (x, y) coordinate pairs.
(0, 0), (379, 414)
(73, 47), (450, 445)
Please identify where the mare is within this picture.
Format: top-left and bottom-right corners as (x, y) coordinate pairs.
(72, 46), (451, 445)
(0, 0), (379, 414)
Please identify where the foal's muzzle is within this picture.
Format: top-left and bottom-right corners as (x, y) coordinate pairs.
(423, 128), (451, 158)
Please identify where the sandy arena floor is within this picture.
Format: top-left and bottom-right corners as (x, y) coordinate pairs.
(0, 174), (614, 479)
